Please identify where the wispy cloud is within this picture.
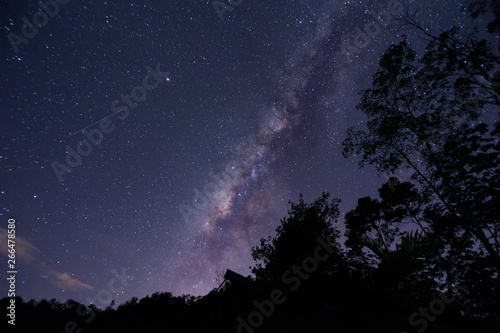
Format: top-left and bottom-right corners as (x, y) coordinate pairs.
(0, 227), (93, 292)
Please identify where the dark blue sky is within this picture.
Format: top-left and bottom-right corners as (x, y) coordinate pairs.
(0, 0), (493, 307)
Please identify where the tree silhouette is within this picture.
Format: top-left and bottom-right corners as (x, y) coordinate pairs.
(466, 0), (500, 51)
(2, 3), (500, 332)
(250, 193), (343, 282)
(342, 26), (500, 270)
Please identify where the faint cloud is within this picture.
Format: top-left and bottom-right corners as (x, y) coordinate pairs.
(0, 227), (93, 292)
(42, 263), (93, 291)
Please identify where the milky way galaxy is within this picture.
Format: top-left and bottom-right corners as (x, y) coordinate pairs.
(1, 0), (488, 305)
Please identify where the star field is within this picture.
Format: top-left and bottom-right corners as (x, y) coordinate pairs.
(0, 0), (492, 306)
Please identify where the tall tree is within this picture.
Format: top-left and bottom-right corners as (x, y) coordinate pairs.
(250, 193), (343, 281)
(345, 180), (442, 298)
(466, 0), (500, 51)
(342, 23), (500, 269)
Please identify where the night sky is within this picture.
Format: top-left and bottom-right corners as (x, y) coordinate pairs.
(0, 0), (493, 307)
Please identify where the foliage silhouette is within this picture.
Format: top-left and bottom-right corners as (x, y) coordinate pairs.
(2, 2), (500, 332)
